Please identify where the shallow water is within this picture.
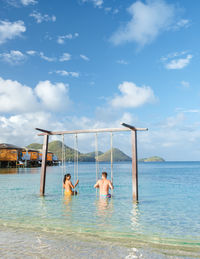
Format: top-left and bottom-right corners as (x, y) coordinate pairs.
(0, 162), (200, 258)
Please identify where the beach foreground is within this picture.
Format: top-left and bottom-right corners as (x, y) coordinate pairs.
(0, 227), (197, 259)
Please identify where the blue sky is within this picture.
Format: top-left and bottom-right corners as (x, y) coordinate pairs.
(0, 0), (200, 160)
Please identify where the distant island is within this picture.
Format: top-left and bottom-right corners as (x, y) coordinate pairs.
(27, 141), (131, 162)
(139, 156), (165, 162)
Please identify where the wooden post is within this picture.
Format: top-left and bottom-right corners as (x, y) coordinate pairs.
(131, 130), (138, 202)
(40, 134), (49, 196)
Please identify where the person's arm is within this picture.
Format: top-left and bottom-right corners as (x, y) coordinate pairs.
(94, 180), (100, 188)
(74, 179), (79, 187)
(109, 180), (114, 190)
(69, 181), (75, 189)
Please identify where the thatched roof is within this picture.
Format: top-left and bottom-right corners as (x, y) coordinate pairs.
(0, 143), (23, 150)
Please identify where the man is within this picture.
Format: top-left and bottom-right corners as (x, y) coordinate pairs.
(94, 172), (114, 198)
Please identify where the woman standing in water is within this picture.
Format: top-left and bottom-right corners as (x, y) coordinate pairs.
(63, 173), (79, 196)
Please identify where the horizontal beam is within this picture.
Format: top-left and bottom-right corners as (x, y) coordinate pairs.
(36, 127), (147, 136)
(121, 123), (148, 131)
(35, 128), (52, 134)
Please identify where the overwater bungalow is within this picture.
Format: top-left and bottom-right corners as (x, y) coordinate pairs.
(0, 143), (23, 168)
(22, 149), (39, 167)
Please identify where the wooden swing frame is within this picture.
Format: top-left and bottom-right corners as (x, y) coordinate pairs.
(36, 123), (148, 201)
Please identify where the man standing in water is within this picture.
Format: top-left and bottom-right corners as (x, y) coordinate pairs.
(94, 172), (114, 198)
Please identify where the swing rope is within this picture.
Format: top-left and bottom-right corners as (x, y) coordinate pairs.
(61, 134), (66, 195)
(74, 134), (79, 191)
(95, 133), (99, 195)
(110, 132), (113, 195)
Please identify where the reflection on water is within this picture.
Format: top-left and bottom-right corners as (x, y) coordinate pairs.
(96, 197), (113, 218)
(0, 168), (19, 174)
(0, 167), (40, 174)
(130, 202), (140, 230)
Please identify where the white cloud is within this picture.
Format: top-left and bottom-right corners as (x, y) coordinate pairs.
(59, 53), (71, 62)
(0, 20), (26, 44)
(50, 70), (79, 78)
(26, 50), (56, 62)
(57, 33), (79, 44)
(0, 77), (38, 113)
(80, 54), (90, 61)
(160, 51), (187, 62)
(173, 19), (190, 30)
(0, 77), (71, 113)
(117, 59), (128, 65)
(26, 50), (36, 56)
(181, 81), (190, 88)
(39, 52), (56, 62)
(35, 81), (70, 111)
(21, 0), (37, 5)
(0, 112), (59, 147)
(165, 54), (192, 70)
(0, 50), (26, 64)
(30, 11), (56, 23)
(5, 0), (37, 6)
(162, 113), (185, 128)
(82, 0), (103, 8)
(111, 81), (156, 108)
(110, 0), (175, 46)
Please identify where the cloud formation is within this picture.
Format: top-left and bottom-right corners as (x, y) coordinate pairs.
(110, 0), (175, 46)
(165, 54), (192, 70)
(26, 50), (56, 62)
(0, 50), (26, 64)
(21, 0), (37, 5)
(80, 54), (90, 61)
(181, 81), (190, 88)
(82, 0), (103, 8)
(117, 59), (128, 65)
(59, 53), (71, 62)
(49, 70), (79, 78)
(35, 81), (70, 111)
(57, 33), (79, 44)
(30, 11), (56, 23)
(0, 77), (71, 113)
(111, 81), (156, 108)
(0, 20), (26, 44)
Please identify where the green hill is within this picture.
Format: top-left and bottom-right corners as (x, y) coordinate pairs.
(48, 140), (77, 161)
(97, 148), (131, 162)
(27, 141), (131, 162)
(27, 143), (43, 150)
(27, 141), (102, 161)
(79, 151), (103, 162)
(139, 156), (165, 162)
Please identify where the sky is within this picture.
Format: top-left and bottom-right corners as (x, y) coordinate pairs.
(0, 0), (200, 160)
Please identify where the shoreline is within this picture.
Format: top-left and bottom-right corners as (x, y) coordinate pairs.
(0, 224), (199, 258)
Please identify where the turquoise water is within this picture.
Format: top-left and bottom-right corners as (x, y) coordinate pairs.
(0, 162), (200, 258)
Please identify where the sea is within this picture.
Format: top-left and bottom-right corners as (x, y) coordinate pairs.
(0, 161), (199, 259)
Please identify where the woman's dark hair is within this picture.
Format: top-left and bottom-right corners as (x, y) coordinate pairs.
(63, 173), (71, 183)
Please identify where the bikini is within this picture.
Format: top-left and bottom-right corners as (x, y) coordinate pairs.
(100, 194), (111, 198)
(64, 190), (72, 196)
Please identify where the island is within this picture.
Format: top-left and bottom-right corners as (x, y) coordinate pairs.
(139, 156), (165, 162)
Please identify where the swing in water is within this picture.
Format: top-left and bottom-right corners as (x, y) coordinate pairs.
(62, 132), (114, 197)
